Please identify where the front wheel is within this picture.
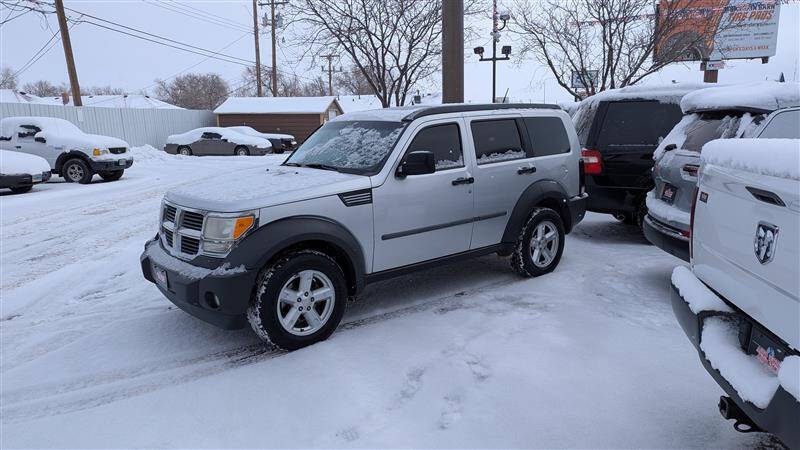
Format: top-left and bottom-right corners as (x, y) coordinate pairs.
(235, 146), (250, 156)
(178, 146), (192, 156)
(99, 170), (124, 182)
(510, 207), (565, 277)
(247, 249), (347, 351)
(62, 158), (93, 184)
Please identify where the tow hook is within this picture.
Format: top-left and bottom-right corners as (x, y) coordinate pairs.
(718, 396), (763, 433)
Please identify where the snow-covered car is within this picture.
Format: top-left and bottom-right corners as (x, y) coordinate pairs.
(141, 103), (587, 350)
(646, 83), (800, 262)
(164, 127), (273, 156)
(0, 149), (51, 193)
(0, 116), (132, 184)
(671, 138), (799, 448)
(227, 126), (297, 153)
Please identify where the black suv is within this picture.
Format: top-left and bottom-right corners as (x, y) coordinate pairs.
(573, 85), (705, 227)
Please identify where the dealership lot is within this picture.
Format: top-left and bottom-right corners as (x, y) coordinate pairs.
(0, 148), (781, 448)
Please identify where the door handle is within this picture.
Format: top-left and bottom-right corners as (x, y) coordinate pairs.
(517, 166), (537, 175)
(452, 177), (474, 186)
(15, 145), (21, 149)
(746, 186), (785, 207)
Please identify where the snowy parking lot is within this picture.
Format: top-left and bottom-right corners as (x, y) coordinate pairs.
(0, 148), (781, 448)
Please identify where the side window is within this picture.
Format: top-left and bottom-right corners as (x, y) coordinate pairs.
(470, 119), (525, 165)
(759, 110), (800, 139)
(406, 123), (463, 170)
(524, 117), (571, 157)
(201, 132), (221, 140)
(17, 125), (41, 140)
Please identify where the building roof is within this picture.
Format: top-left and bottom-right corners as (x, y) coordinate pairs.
(214, 96), (342, 114)
(0, 89), (49, 104)
(337, 94), (383, 113)
(0, 90), (182, 109)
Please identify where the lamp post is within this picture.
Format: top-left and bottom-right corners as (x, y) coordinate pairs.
(473, 0), (511, 103)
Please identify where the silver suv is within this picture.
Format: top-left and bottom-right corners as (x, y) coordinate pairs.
(140, 104), (586, 350)
(646, 82), (800, 261)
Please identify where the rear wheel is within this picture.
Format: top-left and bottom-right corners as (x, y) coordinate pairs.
(247, 249), (347, 351)
(62, 158), (93, 184)
(178, 146), (192, 156)
(99, 170), (124, 182)
(235, 146), (250, 156)
(10, 186), (32, 194)
(510, 208), (565, 277)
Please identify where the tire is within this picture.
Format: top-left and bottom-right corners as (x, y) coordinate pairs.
(234, 146), (250, 156)
(247, 249), (348, 351)
(99, 170), (124, 182)
(10, 185), (32, 194)
(178, 146), (192, 156)
(510, 207), (566, 277)
(62, 158), (93, 184)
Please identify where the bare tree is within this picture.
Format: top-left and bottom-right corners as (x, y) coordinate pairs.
(290, 0), (478, 107)
(21, 79), (62, 96)
(236, 66), (314, 97)
(86, 85), (126, 95)
(511, 0), (724, 97)
(302, 75), (329, 96)
(0, 66), (18, 89)
(154, 73), (229, 110)
(335, 66), (373, 95)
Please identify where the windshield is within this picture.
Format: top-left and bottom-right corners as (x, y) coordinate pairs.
(285, 120), (405, 174)
(682, 111), (745, 152)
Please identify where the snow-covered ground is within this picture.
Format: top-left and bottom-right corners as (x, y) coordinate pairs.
(0, 147), (782, 448)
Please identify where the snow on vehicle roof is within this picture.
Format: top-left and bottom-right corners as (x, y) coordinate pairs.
(0, 149), (51, 175)
(227, 126), (294, 140)
(331, 105), (425, 122)
(0, 116), (83, 136)
(214, 96), (341, 114)
(578, 82), (714, 106)
(701, 138), (800, 181)
(680, 81), (800, 113)
(166, 127), (272, 147)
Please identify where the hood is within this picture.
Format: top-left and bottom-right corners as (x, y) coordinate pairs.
(39, 130), (128, 150)
(0, 149), (51, 175)
(165, 165), (370, 212)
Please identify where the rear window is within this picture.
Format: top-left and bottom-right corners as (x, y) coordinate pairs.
(523, 117), (571, 156)
(596, 101), (683, 147)
(759, 110), (800, 139)
(682, 111), (743, 152)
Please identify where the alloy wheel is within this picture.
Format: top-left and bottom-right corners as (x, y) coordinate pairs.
(530, 220), (559, 268)
(276, 270), (336, 336)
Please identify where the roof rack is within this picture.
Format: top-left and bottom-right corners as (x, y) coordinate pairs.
(402, 103), (560, 121)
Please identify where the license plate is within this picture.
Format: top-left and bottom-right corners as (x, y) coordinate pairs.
(153, 265), (169, 288)
(661, 184), (677, 204)
(118, 159), (127, 166)
(748, 327), (784, 374)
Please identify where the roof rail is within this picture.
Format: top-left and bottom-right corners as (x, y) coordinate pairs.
(402, 103), (560, 121)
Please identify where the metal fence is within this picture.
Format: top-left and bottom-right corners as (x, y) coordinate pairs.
(0, 103), (215, 148)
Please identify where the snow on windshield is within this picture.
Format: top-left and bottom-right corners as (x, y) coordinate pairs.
(288, 121), (405, 171)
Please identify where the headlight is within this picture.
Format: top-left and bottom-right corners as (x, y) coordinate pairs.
(202, 212), (257, 253)
(92, 148), (109, 156)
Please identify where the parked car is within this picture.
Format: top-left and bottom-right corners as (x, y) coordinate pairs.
(141, 103), (587, 350)
(164, 127), (272, 156)
(671, 137), (799, 448)
(0, 150), (51, 193)
(646, 82), (800, 261)
(0, 116), (132, 184)
(572, 83), (708, 227)
(227, 126), (297, 153)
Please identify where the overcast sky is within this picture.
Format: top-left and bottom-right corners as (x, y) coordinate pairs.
(1, 1), (798, 105)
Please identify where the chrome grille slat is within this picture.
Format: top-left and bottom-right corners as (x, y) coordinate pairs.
(164, 205), (177, 223)
(161, 202), (208, 259)
(180, 236), (200, 255)
(181, 211), (204, 231)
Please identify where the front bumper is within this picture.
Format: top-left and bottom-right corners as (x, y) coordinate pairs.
(567, 193), (588, 233)
(671, 279), (799, 448)
(89, 158), (133, 172)
(140, 237), (258, 329)
(643, 214), (689, 262)
(0, 171), (51, 189)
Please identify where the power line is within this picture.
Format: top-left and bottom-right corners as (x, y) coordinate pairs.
(12, 28), (61, 77)
(160, 0), (250, 31)
(141, 0), (251, 33)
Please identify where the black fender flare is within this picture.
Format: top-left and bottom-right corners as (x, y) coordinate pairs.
(502, 179), (574, 244)
(225, 215), (367, 294)
(55, 150), (92, 174)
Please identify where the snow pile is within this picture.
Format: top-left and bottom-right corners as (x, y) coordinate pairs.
(215, 96), (338, 114)
(477, 150), (526, 164)
(144, 242), (246, 279)
(681, 81), (800, 113)
(778, 356), (800, 402)
(166, 127), (271, 148)
(129, 145), (187, 162)
(700, 317), (779, 409)
(646, 191), (690, 226)
(702, 138), (800, 181)
(671, 266), (733, 314)
(0, 150), (51, 175)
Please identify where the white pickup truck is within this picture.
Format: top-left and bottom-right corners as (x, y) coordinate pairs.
(671, 132), (799, 447)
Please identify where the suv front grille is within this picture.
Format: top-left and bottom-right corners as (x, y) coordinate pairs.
(164, 205), (177, 223)
(109, 147), (126, 154)
(180, 236), (200, 255)
(181, 211), (204, 231)
(163, 227), (174, 246)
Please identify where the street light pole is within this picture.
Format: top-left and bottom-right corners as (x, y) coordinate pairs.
(473, 1), (510, 103)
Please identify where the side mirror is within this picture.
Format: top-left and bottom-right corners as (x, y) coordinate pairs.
(35, 136), (46, 144)
(664, 143), (677, 152)
(397, 151), (436, 178)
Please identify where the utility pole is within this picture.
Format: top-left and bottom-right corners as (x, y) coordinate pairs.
(54, 0), (82, 106)
(252, 0), (263, 97)
(442, 0), (464, 103)
(472, 0), (511, 103)
(320, 54), (341, 96)
(259, 0), (288, 96)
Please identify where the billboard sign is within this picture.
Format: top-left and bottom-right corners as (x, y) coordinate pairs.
(654, 0), (780, 62)
(571, 70), (599, 90)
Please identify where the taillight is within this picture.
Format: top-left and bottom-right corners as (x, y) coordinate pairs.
(581, 149), (603, 175)
(689, 186), (699, 261)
